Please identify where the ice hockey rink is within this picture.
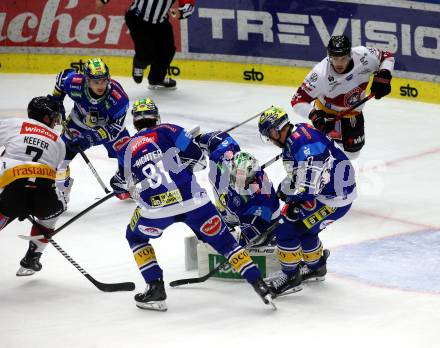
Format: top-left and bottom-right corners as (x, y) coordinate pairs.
(0, 73), (439, 348)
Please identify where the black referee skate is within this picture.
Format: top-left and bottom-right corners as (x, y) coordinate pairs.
(135, 279), (167, 311)
(148, 77), (177, 90)
(252, 278), (277, 310)
(16, 241), (42, 277)
(132, 66), (144, 84)
(300, 249), (330, 282)
(268, 269), (302, 298)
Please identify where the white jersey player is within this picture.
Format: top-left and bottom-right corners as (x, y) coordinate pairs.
(0, 96), (67, 276)
(291, 35), (394, 159)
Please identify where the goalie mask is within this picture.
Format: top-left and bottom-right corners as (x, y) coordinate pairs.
(230, 152), (259, 191)
(132, 98), (161, 131)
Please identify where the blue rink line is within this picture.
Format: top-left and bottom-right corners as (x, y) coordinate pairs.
(330, 230), (440, 294)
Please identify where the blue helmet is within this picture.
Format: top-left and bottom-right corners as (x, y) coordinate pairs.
(258, 106), (290, 138)
(84, 57), (110, 80)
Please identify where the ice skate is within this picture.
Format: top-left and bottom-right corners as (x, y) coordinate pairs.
(16, 241), (42, 277)
(135, 279), (167, 311)
(300, 249), (330, 282)
(268, 269), (302, 298)
(148, 77), (177, 90)
(252, 278), (277, 310)
(132, 67), (144, 84)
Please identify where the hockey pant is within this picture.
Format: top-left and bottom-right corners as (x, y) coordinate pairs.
(0, 178), (65, 250)
(125, 202), (262, 283)
(275, 200), (351, 274)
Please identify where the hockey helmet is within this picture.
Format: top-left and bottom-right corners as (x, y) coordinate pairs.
(230, 151), (259, 190)
(327, 35), (351, 57)
(27, 96), (61, 127)
(131, 98), (161, 130)
(84, 57), (110, 80)
(258, 106), (290, 140)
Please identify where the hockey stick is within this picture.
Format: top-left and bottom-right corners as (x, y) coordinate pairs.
(261, 153), (282, 170)
(62, 123), (111, 194)
(26, 217), (135, 292)
(19, 192), (116, 240)
(169, 218), (283, 287)
(334, 93), (375, 121)
(223, 109), (265, 133)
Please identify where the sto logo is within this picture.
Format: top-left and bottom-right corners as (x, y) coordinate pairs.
(200, 216), (222, 236)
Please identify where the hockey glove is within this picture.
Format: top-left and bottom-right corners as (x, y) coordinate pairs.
(370, 69), (392, 99)
(308, 109), (335, 133)
(53, 68), (75, 96)
(66, 134), (91, 151)
(177, 3), (194, 19)
(110, 173), (130, 200)
(281, 202), (302, 223)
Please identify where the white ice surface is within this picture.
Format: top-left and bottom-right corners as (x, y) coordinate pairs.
(0, 74), (439, 348)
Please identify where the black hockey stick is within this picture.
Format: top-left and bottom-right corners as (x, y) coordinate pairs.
(169, 219), (283, 287)
(335, 93), (374, 121)
(19, 192), (116, 240)
(62, 123), (111, 194)
(27, 217), (135, 292)
(261, 153), (282, 170)
(223, 109), (266, 133)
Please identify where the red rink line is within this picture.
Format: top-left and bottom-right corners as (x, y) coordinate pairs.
(363, 146), (440, 171)
(354, 146), (440, 230)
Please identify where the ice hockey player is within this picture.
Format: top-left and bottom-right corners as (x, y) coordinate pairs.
(196, 131), (280, 246)
(49, 57), (131, 200)
(110, 98), (275, 311)
(258, 106), (357, 297)
(0, 96), (67, 276)
(291, 35), (394, 159)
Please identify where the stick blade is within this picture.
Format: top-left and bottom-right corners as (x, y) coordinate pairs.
(86, 275), (136, 292)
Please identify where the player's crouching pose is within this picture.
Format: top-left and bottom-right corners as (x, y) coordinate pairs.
(110, 98), (275, 311)
(0, 97), (67, 276)
(50, 57), (131, 200)
(258, 106), (357, 297)
(196, 131), (280, 246)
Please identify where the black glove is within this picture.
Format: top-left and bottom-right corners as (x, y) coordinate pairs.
(308, 109), (335, 133)
(276, 183), (288, 202)
(281, 202), (302, 222)
(370, 69), (392, 99)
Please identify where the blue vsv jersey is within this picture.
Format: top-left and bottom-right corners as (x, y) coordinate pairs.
(281, 123), (357, 207)
(55, 71), (129, 142)
(116, 124), (208, 218)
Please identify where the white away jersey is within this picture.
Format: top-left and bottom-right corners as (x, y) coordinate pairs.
(0, 118), (66, 176)
(291, 46), (394, 118)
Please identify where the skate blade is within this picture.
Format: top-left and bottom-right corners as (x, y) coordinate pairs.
(148, 85), (177, 91)
(275, 285), (303, 298)
(303, 276), (326, 283)
(264, 295), (277, 310)
(16, 267), (36, 277)
(136, 300), (167, 312)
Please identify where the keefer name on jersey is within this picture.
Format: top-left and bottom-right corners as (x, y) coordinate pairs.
(23, 136), (49, 150)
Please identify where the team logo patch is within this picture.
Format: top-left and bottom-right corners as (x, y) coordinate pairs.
(138, 225), (162, 237)
(200, 216), (223, 236)
(20, 122), (58, 141)
(113, 136), (130, 151)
